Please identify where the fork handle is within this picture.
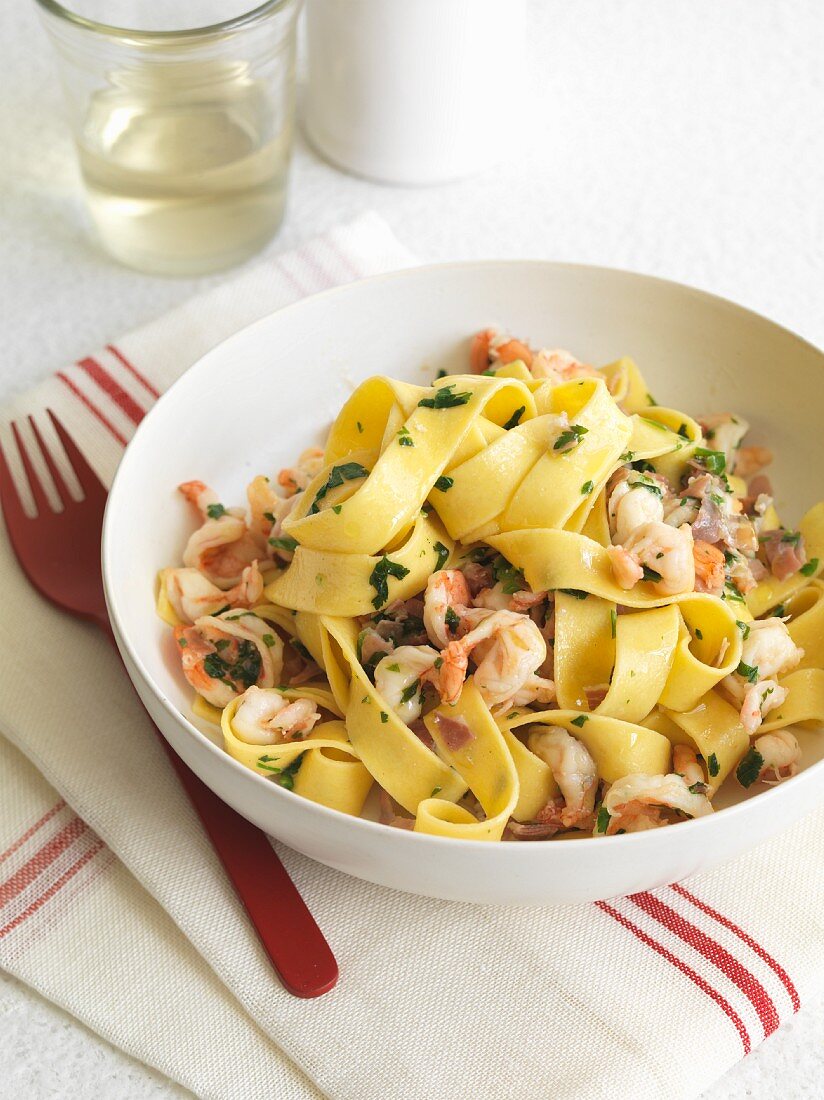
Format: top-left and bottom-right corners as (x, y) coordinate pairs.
(97, 617), (339, 998)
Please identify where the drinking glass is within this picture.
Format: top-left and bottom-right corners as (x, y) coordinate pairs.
(34, 1), (302, 276)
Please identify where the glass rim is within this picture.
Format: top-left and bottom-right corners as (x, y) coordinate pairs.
(33, 0), (297, 42)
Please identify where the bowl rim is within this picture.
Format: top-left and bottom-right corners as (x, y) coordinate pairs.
(102, 257), (824, 854)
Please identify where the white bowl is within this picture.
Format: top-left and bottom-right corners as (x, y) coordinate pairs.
(103, 262), (824, 905)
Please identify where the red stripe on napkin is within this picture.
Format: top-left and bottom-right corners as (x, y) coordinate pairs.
(596, 900), (751, 1053)
(0, 816), (88, 907)
(106, 345), (160, 399)
(671, 883), (801, 1012)
(0, 837), (105, 940)
(0, 801), (66, 865)
(56, 371), (128, 446)
(630, 891), (780, 1037)
(77, 357), (145, 425)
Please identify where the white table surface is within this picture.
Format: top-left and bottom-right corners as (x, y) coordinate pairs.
(1, 0), (823, 1096)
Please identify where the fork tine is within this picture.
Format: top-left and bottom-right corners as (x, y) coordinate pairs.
(29, 415), (74, 506)
(0, 433), (27, 524)
(47, 410), (108, 501)
(11, 420), (57, 516)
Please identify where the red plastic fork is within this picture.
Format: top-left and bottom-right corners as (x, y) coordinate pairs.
(0, 410), (338, 998)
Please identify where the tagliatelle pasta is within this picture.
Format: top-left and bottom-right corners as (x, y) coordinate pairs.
(157, 328), (824, 840)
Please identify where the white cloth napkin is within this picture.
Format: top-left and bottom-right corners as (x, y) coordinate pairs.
(1, 213), (822, 1100)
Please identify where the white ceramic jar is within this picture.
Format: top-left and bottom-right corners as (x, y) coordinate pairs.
(303, 0), (526, 185)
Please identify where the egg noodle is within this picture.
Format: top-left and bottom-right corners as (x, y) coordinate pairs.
(156, 331), (824, 841)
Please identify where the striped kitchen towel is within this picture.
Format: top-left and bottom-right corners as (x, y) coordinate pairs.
(1, 212), (822, 1100)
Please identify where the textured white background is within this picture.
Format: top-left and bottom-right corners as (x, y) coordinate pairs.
(1, 0), (822, 1096)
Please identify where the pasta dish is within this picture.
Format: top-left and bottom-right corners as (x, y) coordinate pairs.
(156, 330), (824, 840)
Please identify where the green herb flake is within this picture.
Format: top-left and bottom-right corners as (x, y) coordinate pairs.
(492, 554), (526, 595)
(435, 369), (448, 379)
(369, 555), (411, 609)
(737, 660), (760, 684)
(262, 633), (276, 648)
(694, 628), (703, 640)
(356, 421), (364, 433)
(434, 657), (444, 669)
(571, 715), (589, 728)
(482, 368), (497, 377)
(677, 422), (690, 439)
(380, 711), (389, 724)
(619, 450), (636, 463)
(400, 680), (420, 704)
(694, 447), (727, 475)
(214, 639), (230, 652)
(386, 663), (401, 673)
(610, 609), (617, 639)
(433, 541), (450, 571)
(309, 461), (369, 514)
(595, 806), (611, 834)
(553, 424), (589, 452)
(707, 752), (720, 778)
(269, 535), (298, 552)
(559, 588), (589, 600)
(736, 746), (764, 788)
(332, 504), (343, 514)
(502, 405), (526, 431)
(434, 475), (454, 492)
(418, 383), (473, 410)
(397, 425), (415, 447)
(646, 393), (658, 406)
(263, 511), (276, 523)
(800, 557), (819, 577)
(736, 619), (751, 640)
(770, 604), (786, 618)
(177, 637), (188, 648)
(206, 503), (227, 520)
(430, 786), (442, 797)
(641, 565), (663, 583)
(581, 479), (594, 495)
(444, 606), (461, 633)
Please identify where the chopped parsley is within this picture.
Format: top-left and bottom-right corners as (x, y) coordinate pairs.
(693, 447), (726, 475)
(707, 752), (720, 778)
(356, 420), (364, 433)
(444, 606), (461, 633)
(433, 541), (450, 571)
(781, 530), (802, 545)
(380, 711), (389, 724)
(369, 555), (411, 609)
(633, 476), (663, 497)
(723, 580), (745, 603)
(677, 423), (690, 439)
(770, 604), (786, 618)
(736, 746), (764, 788)
(553, 424), (589, 452)
(581, 479), (594, 495)
(646, 393), (658, 406)
(502, 406), (526, 430)
(619, 450), (636, 463)
(737, 660), (759, 684)
(434, 475), (454, 492)
(269, 534), (298, 552)
(800, 557), (819, 577)
(418, 383), (472, 409)
(206, 503), (227, 520)
(309, 461), (369, 514)
(482, 368), (497, 377)
(397, 425), (415, 447)
(431, 786), (443, 797)
(492, 555), (526, 595)
(641, 565), (663, 583)
(332, 504), (343, 514)
(203, 641), (261, 691)
(386, 663), (401, 673)
(640, 417), (669, 432)
(435, 369), (448, 379)
(571, 714), (589, 728)
(610, 609), (617, 638)
(694, 628), (703, 640)
(559, 588), (589, 600)
(595, 806), (611, 834)
(177, 637), (188, 648)
(400, 680), (420, 704)
(631, 459), (656, 473)
(736, 620), (751, 639)
(262, 633), (276, 648)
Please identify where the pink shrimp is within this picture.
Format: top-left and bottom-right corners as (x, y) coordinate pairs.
(276, 447), (324, 497)
(165, 562), (263, 624)
(423, 569), (472, 648)
(179, 480), (260, 588)
(174, 610), (282, 708)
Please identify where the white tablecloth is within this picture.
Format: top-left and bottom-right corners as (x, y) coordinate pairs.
(1, 0), (822, 1096)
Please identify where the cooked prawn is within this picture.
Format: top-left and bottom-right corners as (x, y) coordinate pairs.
(608, 476), (665, 545)
(530, 348), (597, 382)
(423, 569), (471, 648)
(739, 679), (788, 735)
(600, 773), (713, 834)
(231, 685), (320, 745)
(693, 540), (726, 595)
(699, 414), (749, 468)
(174, 610), (282, 708)
(166, 563), (263, 624)
(436, 608), (546, 709)
(607, 521), (695, 596)
(374, 645), (440, 725)
(277, 447), (324, 497)
(733, 445), (773, 479)
(722, 617), (802, 733)
(527, 726), (598, 829)
(470, 328), (533, 373)
(750, 728), (801, 784)
(179, 480), (260, 588)
(672, 744), (706, 790)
